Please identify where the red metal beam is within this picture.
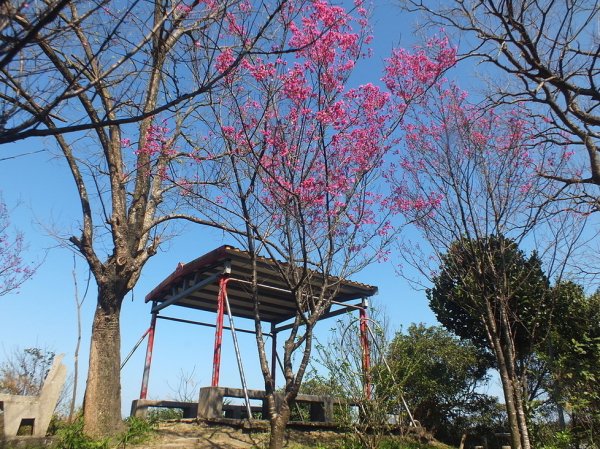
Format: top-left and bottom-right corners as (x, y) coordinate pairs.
(140, 311), (157, 399)
(359, 304), (371, 399)
(211, 276), (229, 386)
(270, 323), (277, 386)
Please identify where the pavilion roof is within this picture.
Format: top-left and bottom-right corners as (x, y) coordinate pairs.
(145, 245), (377, 325)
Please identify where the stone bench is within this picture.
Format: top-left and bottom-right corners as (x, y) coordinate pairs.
(130, 399), (198, 419)
(0, 354), (66, 438)
(131, 386), (342, 423)
(198, 386), (337, 422)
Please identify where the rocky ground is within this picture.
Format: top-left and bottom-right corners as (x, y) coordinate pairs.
(130, 421), (347, 449)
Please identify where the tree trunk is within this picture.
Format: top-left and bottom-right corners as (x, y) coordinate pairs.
(498, 306), (531, 449)
(459, 433), (467, 449)
(269, 400), (291, 449)
(83, 283), (126, 437)
(512, 375), (531, 449)
(484, 303), (522, 449)
(496, 346), (523, 449)
(69, 257), (83, 422)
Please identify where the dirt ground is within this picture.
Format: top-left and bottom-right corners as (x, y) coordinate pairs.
(131, 421), (346, 449)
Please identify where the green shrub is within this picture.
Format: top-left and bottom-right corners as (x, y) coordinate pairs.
(118, 417), (155, 446)
(539, 430), (573, 449)
(146, 407), (183, 422)
(53, 418), (108, 449)
(50, 416), (155, 449)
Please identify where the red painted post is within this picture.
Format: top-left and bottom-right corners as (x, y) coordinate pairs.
(270, 323), (277, 386)
(359, 302), (371, 399)
(140, 311), (157, 399)
(211, 276), (228, 386)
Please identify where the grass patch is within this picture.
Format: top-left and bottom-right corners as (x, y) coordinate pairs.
(48, 416), (155, 449)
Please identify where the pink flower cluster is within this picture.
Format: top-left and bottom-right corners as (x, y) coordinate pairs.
(0, 200), (35, 296)
(389, 76), (543, 218)
(383, 36), (456, 104)
(194, 4), (470, 247)
(288, 0), (361, 91)
(216, 48), (235, 74)
(136, 122), (173, 157)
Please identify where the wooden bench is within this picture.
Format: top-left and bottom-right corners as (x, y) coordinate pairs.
(131, 386), (342, 423)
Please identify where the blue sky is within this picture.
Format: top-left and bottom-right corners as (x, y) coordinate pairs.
(0, 0), (491, 414)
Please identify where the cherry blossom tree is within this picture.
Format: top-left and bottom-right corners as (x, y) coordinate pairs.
(400, 0), (600, 213)
(180, 8), (456, 446)
(0, 196), (35, 297)
(2, 0), (402, 437)
(389, 74), (585, 449)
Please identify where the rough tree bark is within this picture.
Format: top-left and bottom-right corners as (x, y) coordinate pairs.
(78, 249), (148, 435)
(269, 401), (291, 449)
(483, 301), (523, 449)
(499, 306), (531, 449)
(83, 287), (125, 435)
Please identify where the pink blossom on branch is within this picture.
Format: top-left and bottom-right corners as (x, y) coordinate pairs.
(135, 122), (173, 157)
(180, 2), (459, 263)
(383, 35), (457, 106)
(216, 48), (235, 74)
(388, 77), (560, 234)
(0, 198), (35, 297)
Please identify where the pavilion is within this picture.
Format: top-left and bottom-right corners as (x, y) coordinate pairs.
(132, 245), (378, 421)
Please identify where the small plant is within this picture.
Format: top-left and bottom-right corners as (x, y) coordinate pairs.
(539, 430), (573, 449)
(147, 406), (183, 422)
(53, 418), (108, 449)
(50, 416), (154, 449)
(118, 416), (156, 447)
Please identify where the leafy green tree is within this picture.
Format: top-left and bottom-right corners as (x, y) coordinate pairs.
(428, 236), (550, 360)
(384, 324), (494, 445)
(428, 235), (551, 449)
(542, 282), (600, 447)
(308, 318), (501, 447)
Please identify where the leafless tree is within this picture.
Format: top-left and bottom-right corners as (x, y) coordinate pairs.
(0, 346), (55, 395)
(311, 312), (409, 449)
(0, 0), (72, 71)
(0, 0), (294, 144)
(0, 194), (36, 297)
(69, 254), (91, 422)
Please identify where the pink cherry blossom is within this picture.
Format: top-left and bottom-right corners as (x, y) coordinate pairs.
(0, 198), (35, 296)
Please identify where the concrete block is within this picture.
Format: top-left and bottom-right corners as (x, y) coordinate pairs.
(198, 387), (224, 419)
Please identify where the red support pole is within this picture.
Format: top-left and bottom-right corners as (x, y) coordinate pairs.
(270, 323), (277, 386)
(359, 301), (372, 399)
(140, 311), (157, 399)
(211, 276), (228, 387)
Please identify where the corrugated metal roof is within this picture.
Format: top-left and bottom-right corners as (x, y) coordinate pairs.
(145, 245), (378, 324)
